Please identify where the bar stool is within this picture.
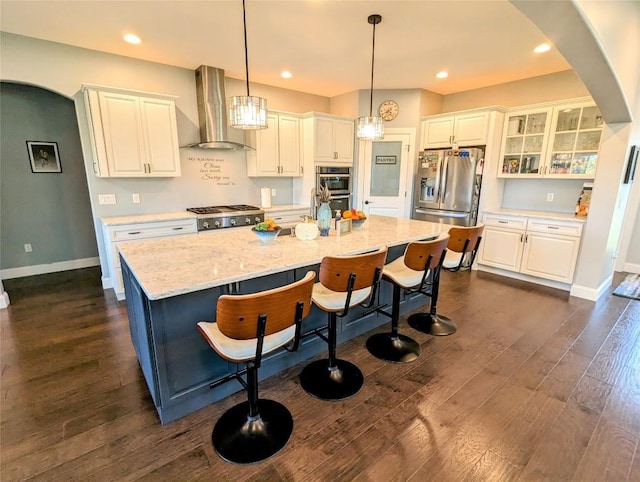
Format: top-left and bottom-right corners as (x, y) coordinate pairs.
(442, 224), (485, 272)
(197, 271), (315, 464)
(300, 247), (388, 401)
(367, 235), (450, 363)
(405, 235), (454, 336)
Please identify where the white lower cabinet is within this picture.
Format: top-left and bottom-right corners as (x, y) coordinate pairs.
(102, 217), (197, 300)
(265, 207), (310, 227)
(478, 214), (583, 284)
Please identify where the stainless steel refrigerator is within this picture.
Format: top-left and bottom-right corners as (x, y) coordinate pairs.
(413, 147), (484, 226)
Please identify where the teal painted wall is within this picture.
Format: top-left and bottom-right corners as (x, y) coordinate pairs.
(0, 82), (98, 270)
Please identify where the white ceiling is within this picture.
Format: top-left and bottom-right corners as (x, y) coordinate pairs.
(0, 0), (571, 98)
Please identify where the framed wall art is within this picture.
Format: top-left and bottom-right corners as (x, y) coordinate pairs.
(26, 141), (62, 173)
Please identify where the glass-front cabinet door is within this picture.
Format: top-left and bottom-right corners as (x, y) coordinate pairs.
(499, 108), (552, 177)
(498, 100), (604, 180)
(546, 103), (603, 178)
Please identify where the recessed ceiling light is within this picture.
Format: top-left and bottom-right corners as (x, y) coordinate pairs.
(281, 71), (293, 79)
(124, 33), (141, 45)
(534, 43), (551, 53)
(436, 71), (448, 79)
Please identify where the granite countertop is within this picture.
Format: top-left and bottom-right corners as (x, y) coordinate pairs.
(102, 211), (197, 226)
(118, 215), (443, 300)
(483, 208), (587, 223)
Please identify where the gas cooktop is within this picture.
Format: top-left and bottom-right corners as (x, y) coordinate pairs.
(187, 204), (262, 215)
(186, 205), (265, 231)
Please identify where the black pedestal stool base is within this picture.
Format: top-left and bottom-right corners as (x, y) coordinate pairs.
(366, 333), (421, 363)
(213, 399), (293, 464)
(300, 359), (364, 400)
(408, 312), (457, 336)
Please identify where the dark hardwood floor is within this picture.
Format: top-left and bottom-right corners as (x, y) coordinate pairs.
(1, 266), (639, 481)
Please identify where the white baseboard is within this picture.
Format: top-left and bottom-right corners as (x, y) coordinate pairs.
(476, 264), (571, 291)
(0, 291), (9, 309)
(102, 276), (112, 289)
(570, 274), (613, 301)
(622, 262), (640, 274)
(0, 257), (100, 280)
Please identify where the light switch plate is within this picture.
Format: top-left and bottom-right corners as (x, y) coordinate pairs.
(132, 193), (140, 203)
(98, 194), (117, 205)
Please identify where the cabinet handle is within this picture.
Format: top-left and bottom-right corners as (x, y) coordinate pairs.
(301, 166), (304, 174)
(547, 226), (560, 230)
(172, 227), (184, 231)
(520, 233), (524, 242)
(128, 231), (141, 235)
(525, 234), (529, 242)
(498, 220), (508, 224)
(334, 152), (338, 159)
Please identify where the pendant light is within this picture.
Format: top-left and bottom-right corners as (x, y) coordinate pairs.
(357, 14), (384, 141)
(229, 0), (268, 129)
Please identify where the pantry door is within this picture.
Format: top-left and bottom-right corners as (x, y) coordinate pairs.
(360, 129), (415, 218)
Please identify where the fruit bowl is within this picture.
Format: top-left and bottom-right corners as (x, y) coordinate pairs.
(351, 217), (367, 228)
(252, 226), (281, 243)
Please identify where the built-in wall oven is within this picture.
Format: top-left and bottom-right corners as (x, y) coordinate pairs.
(316, 166), (352, 215)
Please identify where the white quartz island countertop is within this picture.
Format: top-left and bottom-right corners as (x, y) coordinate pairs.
(118, 215), (443, 300)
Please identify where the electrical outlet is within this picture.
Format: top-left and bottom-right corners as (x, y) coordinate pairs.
(24, 243), (32, 253)
(271, 188), (276, 197)
(132, 193), (140, 203)
(98, 194), (117, 205)
(546, 193), (554, 202)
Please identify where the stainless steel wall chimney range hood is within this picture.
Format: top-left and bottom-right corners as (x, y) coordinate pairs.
(184, 65), (254, 150)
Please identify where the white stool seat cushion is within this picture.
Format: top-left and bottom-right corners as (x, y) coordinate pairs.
(312, 283), (372, 312)
(197, 321), (296, 362)
(382, 256), (426, 289)
(442, 250), (464, 269)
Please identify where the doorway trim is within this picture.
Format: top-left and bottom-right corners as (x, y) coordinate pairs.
(355, 127), (416, 219)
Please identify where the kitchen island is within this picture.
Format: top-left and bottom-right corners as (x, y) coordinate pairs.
(119, 215), (442, 423)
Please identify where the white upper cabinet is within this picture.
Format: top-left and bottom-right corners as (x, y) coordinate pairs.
(546, 101), (603, 179)
(499, 107), (553, 176)
(498, 98), (603, 179)
(420, 110), (490, 149)
(308, 114), (355, 165)
(82, 85), (181, 178)
(247, 112), (302, 177)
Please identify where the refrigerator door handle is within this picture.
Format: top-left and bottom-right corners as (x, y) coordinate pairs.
(415, 208), (468, 218)
(439, 155), (449, 205)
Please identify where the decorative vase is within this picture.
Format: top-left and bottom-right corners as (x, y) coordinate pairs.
(317, 202), (332, 236)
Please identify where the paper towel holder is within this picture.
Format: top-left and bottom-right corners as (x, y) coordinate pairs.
(260, 187), (272, 208)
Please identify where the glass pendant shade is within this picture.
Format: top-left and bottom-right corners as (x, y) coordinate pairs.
(357, 115), (384, 140)
(357, 14), (384, 141)
(229, 95), (268, 129)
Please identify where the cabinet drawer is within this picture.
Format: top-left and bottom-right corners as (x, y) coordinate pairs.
(110, 220), (197, 241)
(269, 210), (309, 225)
(482, 215), (527, 230)
(526, 219), (583, 237)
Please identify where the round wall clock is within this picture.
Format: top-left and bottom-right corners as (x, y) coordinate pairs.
(379, 100), (399, 121)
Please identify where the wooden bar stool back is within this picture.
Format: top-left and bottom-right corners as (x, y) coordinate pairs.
(300, 246), (388, 401)
(197, 271), (315, 464)
(367, 234), (450, 363)
(442, 223), (485, 271)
